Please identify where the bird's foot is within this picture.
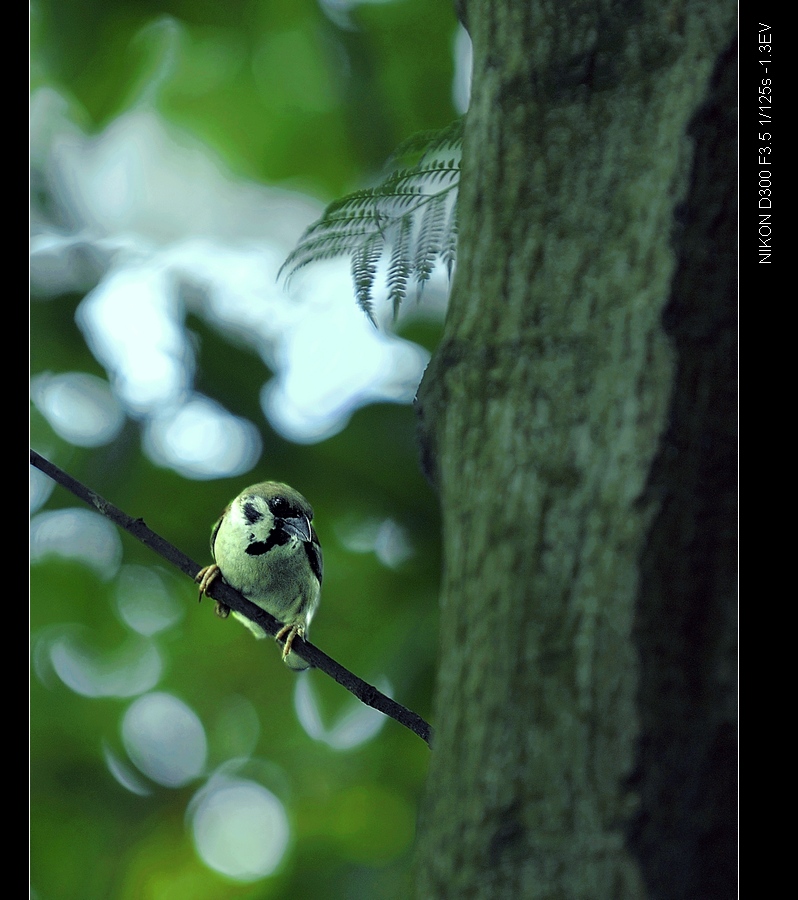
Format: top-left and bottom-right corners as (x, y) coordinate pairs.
(196, 564), (220, 601)
(196, 564), (230, 618)
(275, 623), (304, 660)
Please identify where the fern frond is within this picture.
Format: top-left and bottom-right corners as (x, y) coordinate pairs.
(351, 233), (384, 325)
(387, 215), (413, 319)
(375, 161), (459, 197)
(441, 198), (458, 282)
(280, 118), (463, 319)
(372, 188), (439, 220)
(318, 189), (387, 219)
(281, 231), (378, 281)
(412, 191), (448, 294)
(280, 217), (383, 282)
(387, 119), (464, 170)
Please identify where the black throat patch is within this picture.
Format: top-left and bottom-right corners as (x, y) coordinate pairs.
(245, 524), (291, 556)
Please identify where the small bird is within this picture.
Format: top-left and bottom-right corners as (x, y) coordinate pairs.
(196, 482), (322, 670)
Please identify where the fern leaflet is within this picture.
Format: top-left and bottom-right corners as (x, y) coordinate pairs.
(387, 215), (413, 318)
(280, 118), (463, 320)
(351, 233), (383, 324)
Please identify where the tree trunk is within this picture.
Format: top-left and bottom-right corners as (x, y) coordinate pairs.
(414, 2), (735, 898)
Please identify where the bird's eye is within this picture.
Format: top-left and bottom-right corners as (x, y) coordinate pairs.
(269, 497), (291, 517)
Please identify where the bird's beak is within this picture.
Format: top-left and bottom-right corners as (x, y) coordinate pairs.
(282, 515), (312, 543)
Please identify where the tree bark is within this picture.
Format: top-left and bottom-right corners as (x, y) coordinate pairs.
(414, 2), (735, 898)
(626, 36), (737, 900)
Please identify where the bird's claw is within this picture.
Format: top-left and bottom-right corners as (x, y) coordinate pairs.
(275, 623), (304, 659)
(196, 564), (220, 602)
(196, 564), (230, 618)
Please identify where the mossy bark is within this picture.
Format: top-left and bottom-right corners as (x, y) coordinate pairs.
(414, 2), (735, 898)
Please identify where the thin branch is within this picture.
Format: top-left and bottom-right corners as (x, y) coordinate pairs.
(30, 449), (433, 747)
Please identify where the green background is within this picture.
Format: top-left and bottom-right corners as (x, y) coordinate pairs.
(30, 1), (459, 897)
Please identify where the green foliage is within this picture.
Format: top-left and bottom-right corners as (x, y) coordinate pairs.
(281, 120), (463, 322)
